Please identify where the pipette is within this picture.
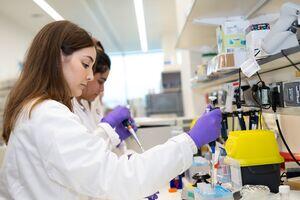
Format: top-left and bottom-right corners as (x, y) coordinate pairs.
(205, 103), (220, 190)
(122, 120), (145, 152)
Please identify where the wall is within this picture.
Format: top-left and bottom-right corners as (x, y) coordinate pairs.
(189, 50), (207, 116)
(175, 0), (195, 34)
(179, 50), (194, 117)
(0, 13), (33, 81)
(178, 50), (207, 118)
(175, 0), (208, 118)
(0, 13), (33, 141)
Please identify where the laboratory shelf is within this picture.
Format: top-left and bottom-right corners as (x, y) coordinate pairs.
(256, 45), (300, 71)
(191, 45), (300, 89)
(176, 0), (297, 50)
(191, 70), (239, 89)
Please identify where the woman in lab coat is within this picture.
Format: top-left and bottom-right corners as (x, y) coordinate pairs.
(0, 20), (222, 200)
(73, 47), (156, 200)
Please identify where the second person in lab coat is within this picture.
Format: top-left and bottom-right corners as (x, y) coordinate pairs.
(73, 45), (132, 155)
(0, 20), (222, 200)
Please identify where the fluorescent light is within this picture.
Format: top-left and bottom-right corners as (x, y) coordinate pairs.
(32, 0), (64, 21)
(133, 0), (148, 52)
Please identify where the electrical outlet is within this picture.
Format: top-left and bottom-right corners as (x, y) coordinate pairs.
(269, 82), (284, 108)
(283, 80), (300, 107)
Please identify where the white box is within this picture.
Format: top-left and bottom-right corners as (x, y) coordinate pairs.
(245, 23), (270, 58)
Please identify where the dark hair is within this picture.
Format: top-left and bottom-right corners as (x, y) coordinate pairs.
(96, 41), (104, 52)
(94, 49), (111, 74)
(2, 20), (95, 144)
(92, 38), (105, 52)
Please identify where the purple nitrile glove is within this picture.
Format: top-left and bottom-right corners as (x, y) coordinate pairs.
(101, 106), (130, 128)
(115, 124), (131, 141)
(188, 107), (222, 148)
(145, 192), (159, 200)
(115, 117), (138, 141)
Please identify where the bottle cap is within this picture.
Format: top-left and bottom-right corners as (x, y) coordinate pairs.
(279, 185), (290, 194)
(168, 188), (177, 193)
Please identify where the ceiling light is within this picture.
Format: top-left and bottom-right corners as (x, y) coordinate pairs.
(133, 0), (148, 52)
(32, 0), (64, 21)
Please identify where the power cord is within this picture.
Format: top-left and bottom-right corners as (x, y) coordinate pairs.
(270, 88), (300, 166)
(275, 116), (300, 166)
(256, 71), (264, 82)
(235, 69), (247, 130)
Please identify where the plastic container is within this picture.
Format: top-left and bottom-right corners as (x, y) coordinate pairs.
(239, 185), (270, 200)
(185, 156), (210, 183)
(225, 130), (284, 193)
(194, 184), (233, 200)
(181, 183), (196, 200)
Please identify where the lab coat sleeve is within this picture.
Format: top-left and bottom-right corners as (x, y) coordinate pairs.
(112, 141), (129, 156)
(94, 122), (121, 149)
(32, 101), (196, 200)
(94, 123), (129, 156)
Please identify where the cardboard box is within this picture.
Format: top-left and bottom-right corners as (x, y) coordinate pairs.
(218, 53), (235, 68)
(218, 51), (247, 70)
(287, 177), (300, 190)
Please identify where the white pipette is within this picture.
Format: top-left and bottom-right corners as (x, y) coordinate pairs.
(122, 120), (145, 152)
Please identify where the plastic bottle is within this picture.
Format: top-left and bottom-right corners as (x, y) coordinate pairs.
(279, 185), (290, 200)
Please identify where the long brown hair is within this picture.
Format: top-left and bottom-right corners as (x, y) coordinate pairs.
(2, 20), (95, 144)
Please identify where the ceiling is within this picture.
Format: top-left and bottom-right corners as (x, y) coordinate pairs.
(0, 0), (178, 54)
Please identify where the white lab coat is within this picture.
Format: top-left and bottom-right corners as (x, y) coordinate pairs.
(90, 96), (104, 123)
(0, 100), (196, 200)
(72, 98), (127, 156)
(72, 98), (98, 131)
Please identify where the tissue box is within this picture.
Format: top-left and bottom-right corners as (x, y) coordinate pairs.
(217, 20), (247, 54)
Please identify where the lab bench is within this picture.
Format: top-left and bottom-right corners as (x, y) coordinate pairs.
(149, 184), (300, 200)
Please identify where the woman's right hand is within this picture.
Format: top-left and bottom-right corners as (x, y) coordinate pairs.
(101, 106), (130, 128)
(188, 108), (222, 148)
